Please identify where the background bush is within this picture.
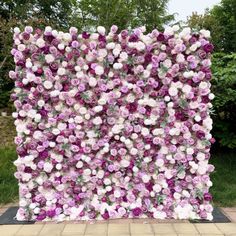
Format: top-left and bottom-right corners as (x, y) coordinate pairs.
(211, 53), (236, 148)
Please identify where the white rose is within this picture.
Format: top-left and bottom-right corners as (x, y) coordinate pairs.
(136, 41), (145, 51)
(196, 153), (205, 161)
(43, 80), (53, 90)
(14, 27), (21, 34)
(57, 68), (66, 75)
(89, 77), (97, 87)
(156, 159), (164, 167)
(97, 26), (106, 35)
(36, 38), (45, 48)
(76, 161), (83, 168)
(104, 178), (111, 185)
(93, 117), (102, 125)
(186, 148), (194, 155)
(173, 192), (181, 200)
(45, 54), (55, 63)
(106, 42), (115, 50)
(141, 127), (149, 136)
(84, 169), (91, 176)
(98, 49), (107, 58)
(44, 162), (53, 173)
(37, 100), (45, 107)
(183, 71), (195, 78)
(113, 62), (123, 70)
(197, 162), (208, 175)
(114, 190), (121, 198)
(153, 184), (162, 193)
(28, 109), (37, 118)
(119, 52), (128, 61)
(95, 65), (104, 75)
(130, 148), (138, 155)
(34, 114), (41, 122)
(50, 90), (60, 97)
(200, 29), (211, 38)
(52, 128), (60, 135)
(153, 211), (166, 219)
(208, 93), (215, 100)
(168, 87), (178, 96)
(93, 105), (103, 113)
(176, 54), (185, 63)
(164, 26), (174, 36)
(63, 33), (72, 41)
(142, 174), (151, 183)
(199, 81), (208, 89)
(172, 25), (180, 31)
(98, 98), (107, 105)
(97, 170), (104, 179)
(26, 61), (32, 68)
(79, 107), (87, 115)
(18, 44), (26, 51)
(194, 115), (201, 122)
(120, 159), (130, 168)
(182, 84), (192, 94)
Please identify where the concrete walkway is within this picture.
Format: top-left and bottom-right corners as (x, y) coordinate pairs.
(0, 205), (236, 236)
(1, 221), (236, 236)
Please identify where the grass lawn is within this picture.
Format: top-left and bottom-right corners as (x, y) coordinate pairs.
(0, 144), (235, 206)
(0, 147), (18, 204)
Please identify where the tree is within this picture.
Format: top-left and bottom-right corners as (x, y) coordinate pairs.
(187, 0), (236, 53)
(75, 0), (173, 32)
(0, 0), (76, 28)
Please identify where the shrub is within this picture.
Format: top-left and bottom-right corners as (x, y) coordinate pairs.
(211, 53), (236, 148)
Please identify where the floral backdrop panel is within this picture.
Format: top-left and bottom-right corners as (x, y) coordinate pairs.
(10, 25), (215, 221)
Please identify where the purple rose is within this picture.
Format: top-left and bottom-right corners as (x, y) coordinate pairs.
(204, 193), (212, 201)
(203, 43), (214, 53)
(132, 207), (142, 217)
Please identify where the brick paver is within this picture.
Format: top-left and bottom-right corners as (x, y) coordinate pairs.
(0, 222), (235, 235)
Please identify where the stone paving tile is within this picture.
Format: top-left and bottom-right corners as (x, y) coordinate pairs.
(151, 223), (176, 234)
(131, 234), (154, 236)
(109, 218), (133, 224)
(194, 223), (222, 234)
(221, 207), (236, 212)
(38, 223), (65, 236)
(201, 234), (224, 236)
(85, 223), (108, 235)
(173, 223), (199, 234)
(215, 223), (236, 234)
(225, 212), (236, 223)
(15, 224), (44, 236)
(177, 234), (200, 236)
(154, 234), (177, 236)
(107, 234), (130, 236)
(61, 223), (86, 235)
(108, 223), (130, 235)
(0, 225), (22, 236)
(130, 223), (153, 234)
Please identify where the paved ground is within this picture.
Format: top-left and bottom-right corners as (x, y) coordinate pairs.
(0, 204), (236, 236)
(1, 221), (236, 236)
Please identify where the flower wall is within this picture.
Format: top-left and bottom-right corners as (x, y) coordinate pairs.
(10, 25), (215, 221)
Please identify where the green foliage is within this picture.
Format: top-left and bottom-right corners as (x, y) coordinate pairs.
(0, 0), (76, 28)
(0, 147), (18, 204)
(210, 151), (236, 207)
(211, 53), (236, 148)
(74, 0), (173, 31)
(187, 0), (236, 53)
